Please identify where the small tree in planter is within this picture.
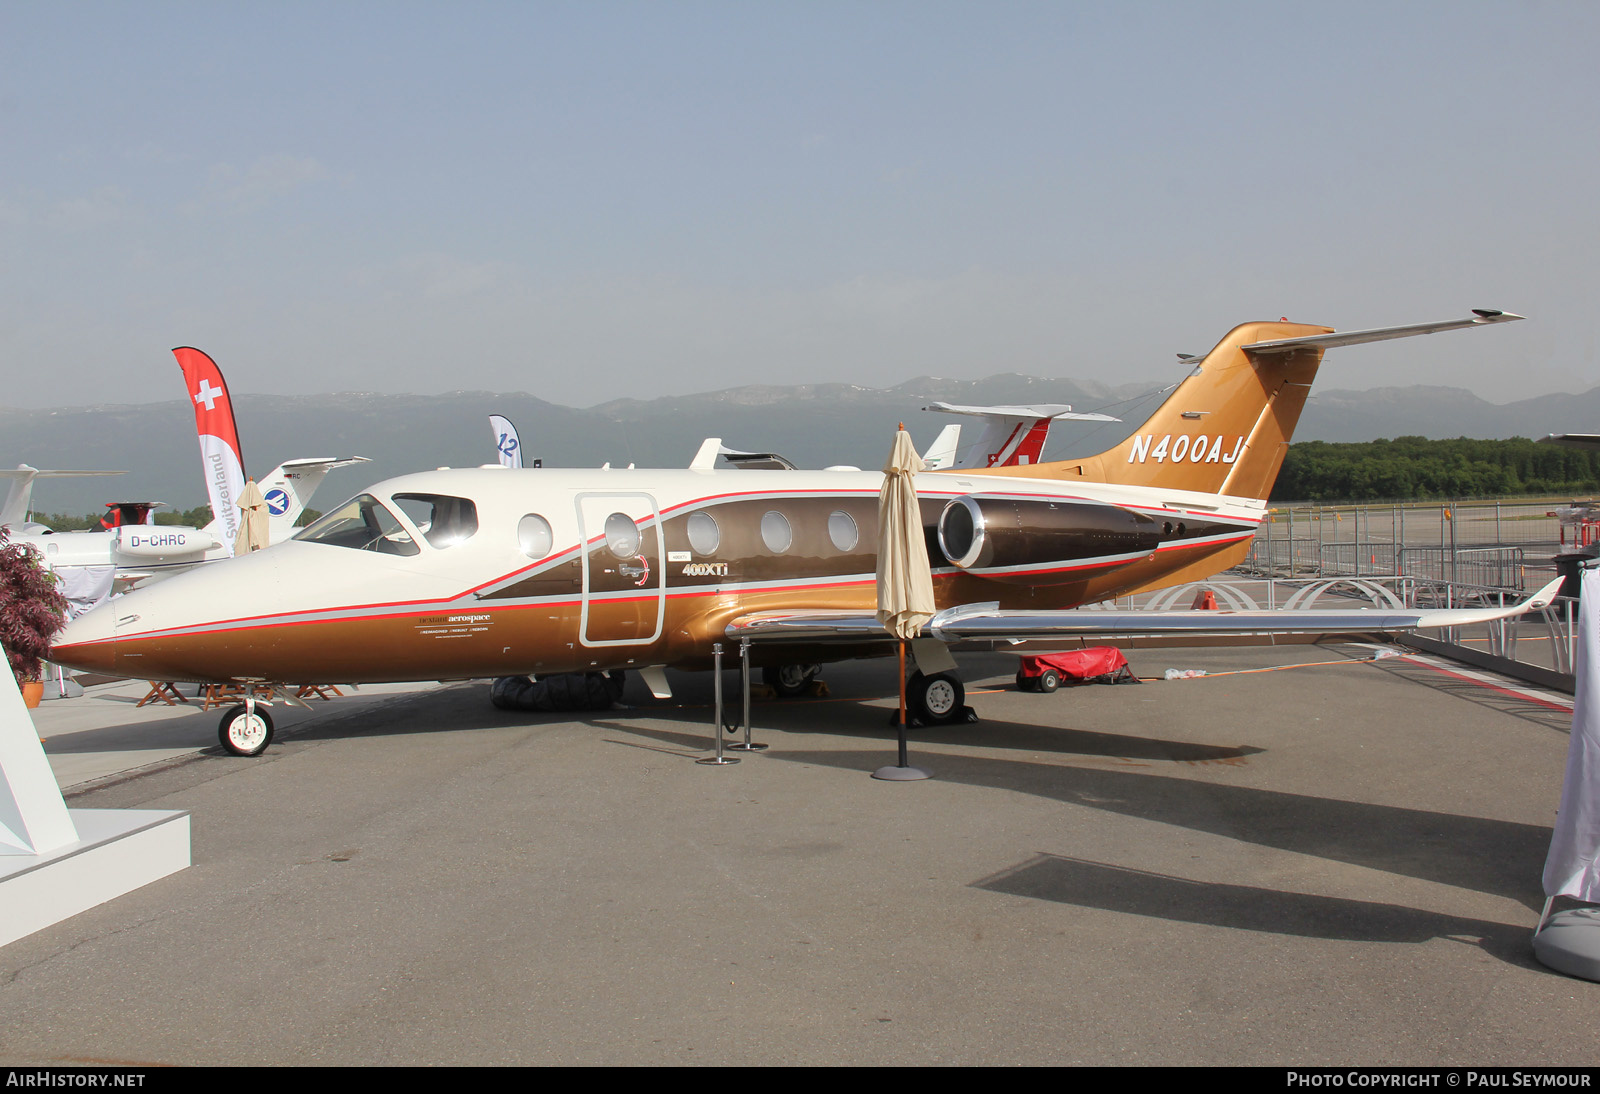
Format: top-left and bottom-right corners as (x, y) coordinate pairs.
(0, 527), (68, 695)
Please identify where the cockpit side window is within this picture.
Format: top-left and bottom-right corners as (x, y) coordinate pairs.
(294, 494), (420, 556)
(392, 493), (479, 549)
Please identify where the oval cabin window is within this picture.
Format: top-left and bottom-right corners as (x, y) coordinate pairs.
(760, 511), (792, 554)
(687, 511), (720, 555)
(518, 514), (553, 559)
(605, 512), (641, 559)
(828, 511), (858, 553)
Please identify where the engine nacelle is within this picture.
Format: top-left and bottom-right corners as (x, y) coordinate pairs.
(114, 525), (218, 562)
(937, 495), (1160, 585)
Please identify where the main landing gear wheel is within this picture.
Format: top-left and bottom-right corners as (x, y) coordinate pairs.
(763, 663), (820, 698)
(907, 671), (965, 724)
(218, 704), (274, 757)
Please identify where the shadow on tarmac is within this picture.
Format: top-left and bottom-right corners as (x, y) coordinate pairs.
(163, 671), (1555, 919)
(1375, 657), (1573, 731)
(575, 706), (1552, 914)
(974, 853), (1536, 964)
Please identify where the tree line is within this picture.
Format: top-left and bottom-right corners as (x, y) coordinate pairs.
(19, 437), (1599, 519)
(32, 506), (216, 532)
(1272, 437), (1600, 502)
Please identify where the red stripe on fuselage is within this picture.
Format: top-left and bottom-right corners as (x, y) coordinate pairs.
(67, 533), (1256, 655)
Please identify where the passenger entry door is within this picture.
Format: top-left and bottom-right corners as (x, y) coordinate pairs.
(575, 492), (665, 648)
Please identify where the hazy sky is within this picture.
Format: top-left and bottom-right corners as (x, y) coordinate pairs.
(2, 1), (1595, 411)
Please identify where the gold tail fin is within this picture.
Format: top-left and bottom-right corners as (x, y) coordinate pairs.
(959, 320), (1332, 500)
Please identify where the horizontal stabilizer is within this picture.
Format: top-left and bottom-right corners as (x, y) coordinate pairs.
(922, 402), (1120, 471)
(0, 467), (127, 480)
(1539, 434), (1600, 452)
(923, 401), (1120, 423)
(278, 456), (371, 471)
(1242, 310), (1523, 354)
(1, 465), (129, 531)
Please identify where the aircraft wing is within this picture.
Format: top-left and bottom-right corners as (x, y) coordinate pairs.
(725, 578), (1562, 646)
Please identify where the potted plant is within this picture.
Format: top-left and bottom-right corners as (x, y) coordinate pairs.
(0, 527), (68, 708)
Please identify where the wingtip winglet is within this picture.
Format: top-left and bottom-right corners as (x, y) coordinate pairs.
(1524, 576), (1564, 612)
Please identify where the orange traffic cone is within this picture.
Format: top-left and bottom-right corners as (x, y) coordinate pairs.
(1191, 589), (1218, 610)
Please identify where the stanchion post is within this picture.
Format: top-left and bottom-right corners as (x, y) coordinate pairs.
(728, 638), (766, 751)
(697, 642), (739, 766)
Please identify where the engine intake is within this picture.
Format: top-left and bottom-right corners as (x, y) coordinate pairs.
(937, 495), (1161, 585)
(115, 525), (218, 562)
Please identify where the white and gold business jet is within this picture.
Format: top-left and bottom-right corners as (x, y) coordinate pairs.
(52, 310), (1551, 755)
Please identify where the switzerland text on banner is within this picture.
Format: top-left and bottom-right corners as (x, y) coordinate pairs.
(172, 347), (247, 556)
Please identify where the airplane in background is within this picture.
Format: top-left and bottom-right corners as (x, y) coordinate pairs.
(697, 401), (1116, 475)
(9, 345), (369, 607)
(920, 402), (1120, 470)
(52, 310), (1540, 757)
(1540, 434), (1600, 451)
(0, 467), (127, 535)
(16, 456), (370, 592)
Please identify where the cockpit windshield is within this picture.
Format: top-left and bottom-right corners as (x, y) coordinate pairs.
(391, 493), (479, 549)
(293, 494), (420, 556)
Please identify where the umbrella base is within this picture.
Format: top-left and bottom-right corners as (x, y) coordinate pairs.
(1534, 907), (1600, 981)
(871, 765), (931, 781)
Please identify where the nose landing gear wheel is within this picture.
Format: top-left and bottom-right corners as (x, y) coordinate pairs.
(218, 704), (274, 757)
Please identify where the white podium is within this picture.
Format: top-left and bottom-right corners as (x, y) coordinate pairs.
(0, 671), (188, 949)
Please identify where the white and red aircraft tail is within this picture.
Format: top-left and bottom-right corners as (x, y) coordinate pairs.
(247, 457), (373, 543)
(0, 467), (127, 533)
(920, 402), (1119, 470)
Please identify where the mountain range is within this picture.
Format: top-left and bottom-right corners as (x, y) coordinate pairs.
(5, 375), (1600, 517)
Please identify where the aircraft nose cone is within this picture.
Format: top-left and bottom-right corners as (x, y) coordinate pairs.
(50, 605), (119, 675)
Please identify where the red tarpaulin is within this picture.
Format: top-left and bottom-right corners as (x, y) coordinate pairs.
(1017, 647), (1137, 691)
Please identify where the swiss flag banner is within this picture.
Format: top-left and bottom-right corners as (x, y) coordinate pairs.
(172, 347), (247, 556)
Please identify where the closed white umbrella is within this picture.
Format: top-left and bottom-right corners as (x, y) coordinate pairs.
(875, 428), (935, 641)
(874, 428), (936, 781)
(234, 480), (270, 555)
